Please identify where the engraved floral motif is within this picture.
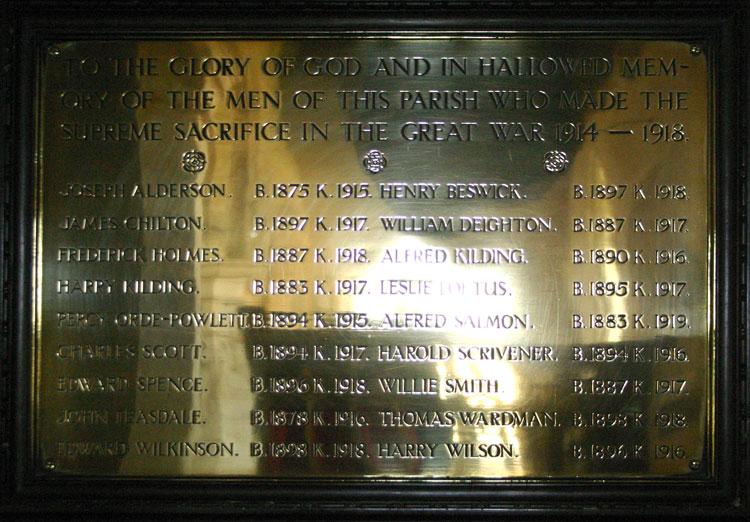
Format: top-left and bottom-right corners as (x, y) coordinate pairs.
(363, 150), (387, 174)
(543, 150), (569, 173)
(182, 150), (206, 173)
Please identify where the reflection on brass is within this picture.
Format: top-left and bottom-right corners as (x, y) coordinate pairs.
(35, 39), (713, 478)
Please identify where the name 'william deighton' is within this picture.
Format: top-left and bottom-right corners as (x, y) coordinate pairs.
(380, 215), (553, 232)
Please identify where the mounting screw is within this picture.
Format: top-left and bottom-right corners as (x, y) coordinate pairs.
(689, 460), (701, 470)
(43, 458), (56, 471)
(690, 45), (702, 56)
(47, 46), (60, 56)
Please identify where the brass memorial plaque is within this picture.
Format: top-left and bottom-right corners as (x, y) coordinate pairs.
(35, 39), (713, 478)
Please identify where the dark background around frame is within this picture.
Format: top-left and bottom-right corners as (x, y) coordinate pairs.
(1, 1), (747, 519)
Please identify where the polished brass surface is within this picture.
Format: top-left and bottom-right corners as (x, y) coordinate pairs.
(35, 39), (712, 478)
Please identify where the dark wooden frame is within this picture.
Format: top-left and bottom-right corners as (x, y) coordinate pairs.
(1, 1), (747, 518)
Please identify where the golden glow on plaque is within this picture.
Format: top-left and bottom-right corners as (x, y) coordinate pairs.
(35, 39), (712, 478)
